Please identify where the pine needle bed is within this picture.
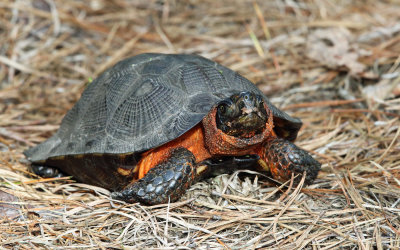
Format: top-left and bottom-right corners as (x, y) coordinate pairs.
(0, 0), (399, 248)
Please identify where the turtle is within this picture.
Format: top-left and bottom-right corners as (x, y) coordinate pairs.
(24, 53), (321, 205)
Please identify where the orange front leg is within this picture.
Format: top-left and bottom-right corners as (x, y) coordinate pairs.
(259, 138), (321, 185)
(111, 147), (197, 205)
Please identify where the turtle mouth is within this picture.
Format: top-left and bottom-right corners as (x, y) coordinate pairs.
(216, 92), (269, 138)
(224, 112), (267, 138)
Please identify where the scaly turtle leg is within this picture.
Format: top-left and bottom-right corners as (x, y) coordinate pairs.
(260, 138), (321, 185)
(30, 165), (66, 178)
(111, 147), (197, 205)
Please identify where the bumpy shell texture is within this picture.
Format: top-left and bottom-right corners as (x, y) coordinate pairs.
(25, 53), (302, 162)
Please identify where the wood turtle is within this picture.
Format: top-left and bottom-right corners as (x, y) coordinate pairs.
(24, 53), (321, 205)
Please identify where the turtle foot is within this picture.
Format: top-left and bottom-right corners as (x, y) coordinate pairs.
(262, 138), (321, 185)
(30, 164), (66, 178)
(111, 147), (196, 205)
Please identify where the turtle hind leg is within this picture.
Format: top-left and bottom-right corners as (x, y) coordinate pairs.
(261, 138), (321, 185)
(30, 164), (66, 178)
(111, 147), (197, 205)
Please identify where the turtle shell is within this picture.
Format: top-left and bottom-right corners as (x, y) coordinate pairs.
(24, 53), (302, 163)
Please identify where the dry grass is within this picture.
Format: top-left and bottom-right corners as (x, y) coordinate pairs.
(1, 0), (400, 249)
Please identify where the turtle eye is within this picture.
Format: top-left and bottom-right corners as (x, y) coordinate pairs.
(256, 96), (265, 108)
(218, 105), (226, 113)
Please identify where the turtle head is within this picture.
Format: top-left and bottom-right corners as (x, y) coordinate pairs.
(216, 91), (269, 138)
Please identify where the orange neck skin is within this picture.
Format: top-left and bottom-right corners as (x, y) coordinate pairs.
(136, 105), (274, 180)
(202, 107), (274, 155)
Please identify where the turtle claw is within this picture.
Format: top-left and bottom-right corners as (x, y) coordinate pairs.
(111, 148), (196, 205)
(262, 138), (321, 185)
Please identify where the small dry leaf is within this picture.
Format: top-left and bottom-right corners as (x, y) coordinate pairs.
(0, 190), (21, 220)
(306, 28), (366, 75)
(362, 79), (398, 103)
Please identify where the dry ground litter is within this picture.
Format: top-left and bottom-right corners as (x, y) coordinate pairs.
(0, 0), (400, 249)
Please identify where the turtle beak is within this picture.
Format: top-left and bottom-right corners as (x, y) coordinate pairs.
(241, 106), (258, 115)
(238, 111), (265, 128)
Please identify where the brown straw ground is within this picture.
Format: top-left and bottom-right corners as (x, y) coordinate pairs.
(1, 0), (399, 249)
